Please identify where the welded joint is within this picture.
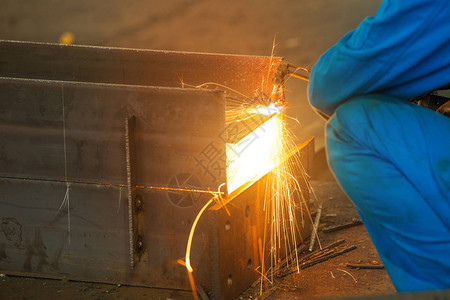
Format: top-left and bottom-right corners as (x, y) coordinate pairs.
(125, 116), (145, 269)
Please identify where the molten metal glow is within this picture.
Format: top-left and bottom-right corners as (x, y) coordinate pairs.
(245, 102), (285, 116)
(226, 112), (283, 193)
(185, 183), (226, 273)
(185, 196), (216, 273)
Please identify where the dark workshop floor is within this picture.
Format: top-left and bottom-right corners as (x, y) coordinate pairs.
(237, 150), (396, 299)
(238, 180), (396, 300)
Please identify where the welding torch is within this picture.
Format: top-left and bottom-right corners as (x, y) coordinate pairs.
(271, 61), (310, 105)
(271, 61), (331, 120)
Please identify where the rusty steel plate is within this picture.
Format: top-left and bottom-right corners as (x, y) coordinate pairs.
(0, 77), (225, 289)
(0, 40), (280, 97)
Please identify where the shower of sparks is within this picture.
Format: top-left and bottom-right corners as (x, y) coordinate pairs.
(238, 108), (306, 278)
(182, 78), (319, 296)
(223, 91), (320, 284)
(245, 102), (285, 117)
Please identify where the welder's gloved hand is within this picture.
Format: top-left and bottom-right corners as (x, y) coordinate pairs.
(437, 100), (450, 117)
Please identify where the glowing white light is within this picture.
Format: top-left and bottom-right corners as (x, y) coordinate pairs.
(226, 113), (282, 193)
(245, 103), (285, 117)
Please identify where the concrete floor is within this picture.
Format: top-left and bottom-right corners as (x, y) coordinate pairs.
(238, 179), (396, 299)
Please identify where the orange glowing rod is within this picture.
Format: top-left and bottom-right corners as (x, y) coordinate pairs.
(185, 183), (226, 273)
(185, 196), (215, 273)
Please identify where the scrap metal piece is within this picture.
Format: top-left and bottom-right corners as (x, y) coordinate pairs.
(309, 204), (322, 251)
(277, 244), (357, 278)
(196, 285), (210, 300)
(323, 218), (363, 233)
(256, 286), (277, 300)
(345, 263), (385, 269)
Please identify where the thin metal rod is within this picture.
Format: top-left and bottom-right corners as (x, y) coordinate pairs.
(288, 73), (309, 82)
(308, 204), (322, 251)
(0, 175), (222, 195)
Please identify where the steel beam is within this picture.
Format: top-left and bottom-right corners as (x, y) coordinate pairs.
(0, 40), (280, 97)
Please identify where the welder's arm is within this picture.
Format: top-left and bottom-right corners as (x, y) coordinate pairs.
(308, 0), (450, 116)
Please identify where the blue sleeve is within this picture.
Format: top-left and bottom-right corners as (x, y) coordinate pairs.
(308, 0), (450, 116)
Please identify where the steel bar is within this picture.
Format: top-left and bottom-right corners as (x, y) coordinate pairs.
(345, 263), (385, 269)
(196, 285), (210, 300)
(309, 205), (322, 251)
(256, 287), (277, 300)
(323, 218), (363, 233)
(300, 239), (345, 262)
(277, 245), (357, 278)
(300, 245), (357, 269)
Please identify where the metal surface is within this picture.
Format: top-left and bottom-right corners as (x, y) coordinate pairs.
(0, 77), (225, 289)
(0, 40), (311, 299)
(209, 138), (314, 298)
(0, 40), (279, 97)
